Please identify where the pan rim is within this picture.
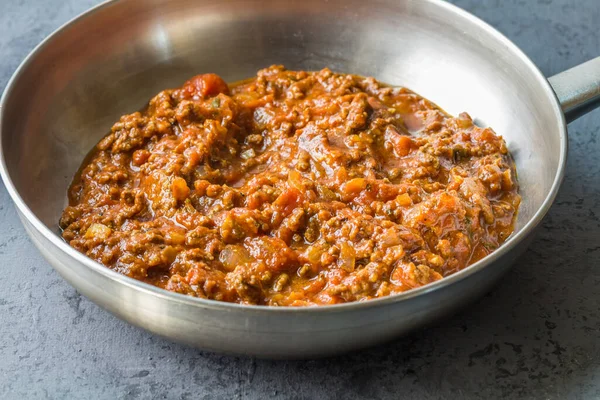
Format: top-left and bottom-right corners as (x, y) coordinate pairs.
(0, 0), (568, 314)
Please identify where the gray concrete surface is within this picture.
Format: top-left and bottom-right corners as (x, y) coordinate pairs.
(1, 0), (599, 399)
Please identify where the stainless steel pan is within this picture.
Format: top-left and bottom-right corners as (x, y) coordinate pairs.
(1, 0), (599, 358)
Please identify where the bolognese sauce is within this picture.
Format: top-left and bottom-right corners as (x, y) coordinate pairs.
(60, 66), (520, 306)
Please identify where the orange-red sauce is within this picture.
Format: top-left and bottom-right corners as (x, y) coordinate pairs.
(60, 66), (520, 306)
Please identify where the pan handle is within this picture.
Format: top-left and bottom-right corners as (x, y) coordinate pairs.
(548, 57), (600, 123)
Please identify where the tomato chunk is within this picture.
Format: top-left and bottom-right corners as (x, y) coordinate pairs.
(181, 73), (229, 99)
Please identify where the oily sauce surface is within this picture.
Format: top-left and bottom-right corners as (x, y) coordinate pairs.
(60, 66), (520, 306)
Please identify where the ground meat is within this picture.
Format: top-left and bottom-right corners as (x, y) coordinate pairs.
(60, 66), (521, 306)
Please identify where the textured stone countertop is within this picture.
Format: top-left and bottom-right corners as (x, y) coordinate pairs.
(1, 0), (599, 398)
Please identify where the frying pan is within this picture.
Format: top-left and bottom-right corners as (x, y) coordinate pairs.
(1, 0), (599, 358)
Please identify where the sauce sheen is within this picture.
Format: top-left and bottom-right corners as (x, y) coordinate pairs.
(60, 66), (521, 306)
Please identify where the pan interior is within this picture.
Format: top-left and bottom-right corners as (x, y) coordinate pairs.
(1, 0), (562, 255)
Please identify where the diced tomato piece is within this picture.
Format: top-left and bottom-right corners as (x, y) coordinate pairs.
(274, 187), (303, 216)
(182, 73), (229, 99)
